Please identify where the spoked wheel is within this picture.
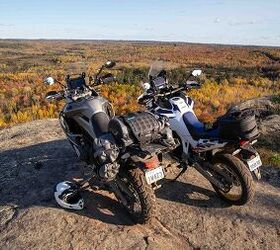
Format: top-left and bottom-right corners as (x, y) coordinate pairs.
(211, 154), (255, 205)
(114, 168), (157, 224)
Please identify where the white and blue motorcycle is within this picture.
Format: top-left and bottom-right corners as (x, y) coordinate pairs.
(138, 61), (262, 205)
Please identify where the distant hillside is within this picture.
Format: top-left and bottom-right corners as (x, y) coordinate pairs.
(0, 39), (279, 128)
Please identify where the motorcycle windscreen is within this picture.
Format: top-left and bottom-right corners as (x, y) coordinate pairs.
(148, 61), (164, 78)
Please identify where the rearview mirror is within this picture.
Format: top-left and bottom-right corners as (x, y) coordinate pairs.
(192, 69), (202, 77)
(44, 77), (55, 85)
(141, 82), (151, 91)
(104, 61), (116, 69)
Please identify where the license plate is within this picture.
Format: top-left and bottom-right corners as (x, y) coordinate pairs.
(145, 166), (164, 184)
(247, 155), (262, 171)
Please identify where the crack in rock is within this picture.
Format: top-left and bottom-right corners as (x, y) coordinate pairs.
(0, 206), (19, 231)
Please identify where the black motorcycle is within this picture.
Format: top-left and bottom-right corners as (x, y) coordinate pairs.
(44, 61), (177, 223)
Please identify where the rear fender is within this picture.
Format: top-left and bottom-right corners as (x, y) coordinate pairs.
(239, 144), (258, 159)
(236, 144), (261, 180)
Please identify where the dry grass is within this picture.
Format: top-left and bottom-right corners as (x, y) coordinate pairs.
(256, 133), (280, 167)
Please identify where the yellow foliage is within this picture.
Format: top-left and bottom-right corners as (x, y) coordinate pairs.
(189, 79), (272, 123)
(0, 40), (279, 128)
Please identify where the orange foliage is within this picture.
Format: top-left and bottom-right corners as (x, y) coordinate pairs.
(0, 40), (279, 128)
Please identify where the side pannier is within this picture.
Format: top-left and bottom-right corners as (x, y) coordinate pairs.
(218, 109), (259, 141)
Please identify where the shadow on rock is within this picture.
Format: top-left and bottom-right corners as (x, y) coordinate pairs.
(0, 139), (133, 226)
(261, 166), (280, 189)
(156, 178), (230, 209)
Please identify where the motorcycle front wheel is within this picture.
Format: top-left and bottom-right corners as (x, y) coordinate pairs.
(211, 154), (255, 205)
(114, 168), (157, 224)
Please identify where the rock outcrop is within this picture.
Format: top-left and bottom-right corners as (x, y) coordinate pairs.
(231, 95), (280, 134)
(0, 96), (280, 249)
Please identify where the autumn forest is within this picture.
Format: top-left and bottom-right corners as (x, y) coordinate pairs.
(0, 39), (279, 128)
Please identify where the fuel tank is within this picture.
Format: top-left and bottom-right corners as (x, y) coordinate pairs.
(60, 96), (114, 139)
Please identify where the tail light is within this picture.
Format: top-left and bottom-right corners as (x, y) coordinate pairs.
(143, 156), (159, 169)
(240, 140), (249, 146)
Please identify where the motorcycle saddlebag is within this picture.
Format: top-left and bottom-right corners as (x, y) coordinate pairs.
(108, 112), (162, 147)
(107, 117), (134, 147)
(218, 109), (259, 141)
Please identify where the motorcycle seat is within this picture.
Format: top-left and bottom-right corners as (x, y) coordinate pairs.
(183, 112), (219, 140)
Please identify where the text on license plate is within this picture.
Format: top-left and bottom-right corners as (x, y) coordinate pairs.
(145, 166), (164, 184)
(247, 155), (262, 171)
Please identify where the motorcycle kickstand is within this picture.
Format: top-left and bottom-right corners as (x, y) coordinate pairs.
(171, 162), (188, 181)
(107, 180), (128, 206)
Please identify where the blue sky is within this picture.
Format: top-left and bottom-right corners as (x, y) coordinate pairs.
(0, 0), (279, 46)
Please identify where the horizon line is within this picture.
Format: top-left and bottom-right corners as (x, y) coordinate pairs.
(0, 38), (279, 49)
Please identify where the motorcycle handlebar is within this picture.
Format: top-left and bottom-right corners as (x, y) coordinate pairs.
(154, 81), (201, 97)
(185, 82), (201, 89)
(45, 91), (64, 101)
(138, 81), (201, 104)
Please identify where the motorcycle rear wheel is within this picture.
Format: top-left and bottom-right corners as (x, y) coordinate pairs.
(211, 154), (255, 205)
(115, 168), (157, 224)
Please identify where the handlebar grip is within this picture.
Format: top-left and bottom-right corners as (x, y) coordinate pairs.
(138, 94), (152, 104)
(45, 90), (63, 101)
(45, 93), (63, 101)
(189, 84), (201, 88)
(185, 81), (201, 89)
